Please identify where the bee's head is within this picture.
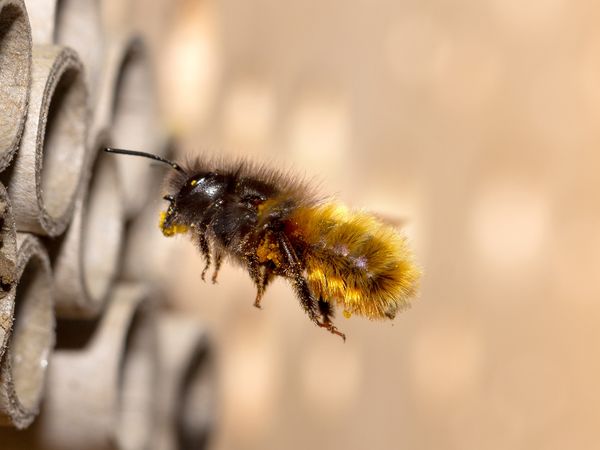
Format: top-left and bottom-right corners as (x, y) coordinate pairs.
(103, 148), (228, 237)
(103, 147), (188, 237)
(160, 171), (228, 237)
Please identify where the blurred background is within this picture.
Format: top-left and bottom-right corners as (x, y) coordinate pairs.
(114, 0), (599, 449)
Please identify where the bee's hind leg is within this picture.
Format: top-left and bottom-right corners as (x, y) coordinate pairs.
(317, 298), (346, 341)
(276, 233), (345, 340)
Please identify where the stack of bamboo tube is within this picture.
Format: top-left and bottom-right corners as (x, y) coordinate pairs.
(0, 0), (214, 448)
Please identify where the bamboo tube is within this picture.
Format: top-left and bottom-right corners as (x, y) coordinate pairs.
(0, 0), (32, 172)
(51, 132), (125, 318)
(5, 45), (88, 237)
(24, 0), (103, 103)
(0, 184), (17, 364)
(34, 283), (158, 450)
(0, 233), (54, 429)
(23, 0), (56, 44)
(116, 294), (158, 450)
(154, 313), (214, 450)
(93, 33), (164, 217)
(122, 139), (176, 283)
(54, 0), (103, 105)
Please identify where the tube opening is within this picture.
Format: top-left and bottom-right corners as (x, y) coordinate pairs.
(82, 148), (124, 302)
(11, 253), (53, 411)
(41, 65), (86, 219)
(116, 305), (157, 450)
(176, 344), (215, 450)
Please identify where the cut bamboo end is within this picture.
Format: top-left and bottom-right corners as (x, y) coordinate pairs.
(0, 184), (17, 364)
(5, 45), (88, 237)
(93, 33), (164, 216)
(154, 313), (214, 450)
(0, 0), (32, 172)
(37, 283), (158, 450)
(52, 132), (125, 318)
(54, 0), (103, 105)
(0, 233), (54, 429)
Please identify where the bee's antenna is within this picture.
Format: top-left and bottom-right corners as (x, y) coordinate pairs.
(104, 147), (184, 173)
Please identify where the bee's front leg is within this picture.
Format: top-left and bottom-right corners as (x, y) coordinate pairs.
(196, 232), (211, 281)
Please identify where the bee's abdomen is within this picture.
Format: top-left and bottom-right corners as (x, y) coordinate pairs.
(289, 203), (419, 320)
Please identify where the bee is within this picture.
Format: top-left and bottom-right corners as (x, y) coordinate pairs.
(105, 148), (420, 340)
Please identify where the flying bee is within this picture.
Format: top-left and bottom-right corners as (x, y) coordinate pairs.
(105, 148), (420, 340)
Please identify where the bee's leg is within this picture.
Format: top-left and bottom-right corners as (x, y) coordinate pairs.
(197, 233), (211, 281)
(317, 297), (333, 319)
(253, 266), (274, 309)
(317, 298), (346, 341)
(276, 233), (320, 325)
(261, 266), (275, 292)
(211, 251), (223, 284)
(246, 261), (269, 309)
(195, 203), (223, 281)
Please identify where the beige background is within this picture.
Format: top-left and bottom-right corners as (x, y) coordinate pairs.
(121, 0), (599, 449)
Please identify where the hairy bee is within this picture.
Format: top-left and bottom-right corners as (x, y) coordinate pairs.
(105, 148), (419, 340)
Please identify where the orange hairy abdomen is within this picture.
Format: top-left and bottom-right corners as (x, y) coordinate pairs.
(289, 203), (419, 320)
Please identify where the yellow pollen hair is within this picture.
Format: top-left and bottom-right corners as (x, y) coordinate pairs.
(292, 202), (420, 320)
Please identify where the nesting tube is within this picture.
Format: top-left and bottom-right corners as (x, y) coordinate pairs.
(122, 139), (178, 282)
(0, 0), (32, 172)
(22, 0), (56, 44)
(5, 45), (88, 237)
(154, 314), (214, 450)
(0, 233), (54, 429)
(0, 184), (17, 363)
(93, 34), (164, 216)
(116, 292), (159, 450)
(34, 283), (158, 450)
(54, 0), (103, 105)
(25, 0), (102, 100)
(122, 193), (166, 282)
(52, 133), (125, 318)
